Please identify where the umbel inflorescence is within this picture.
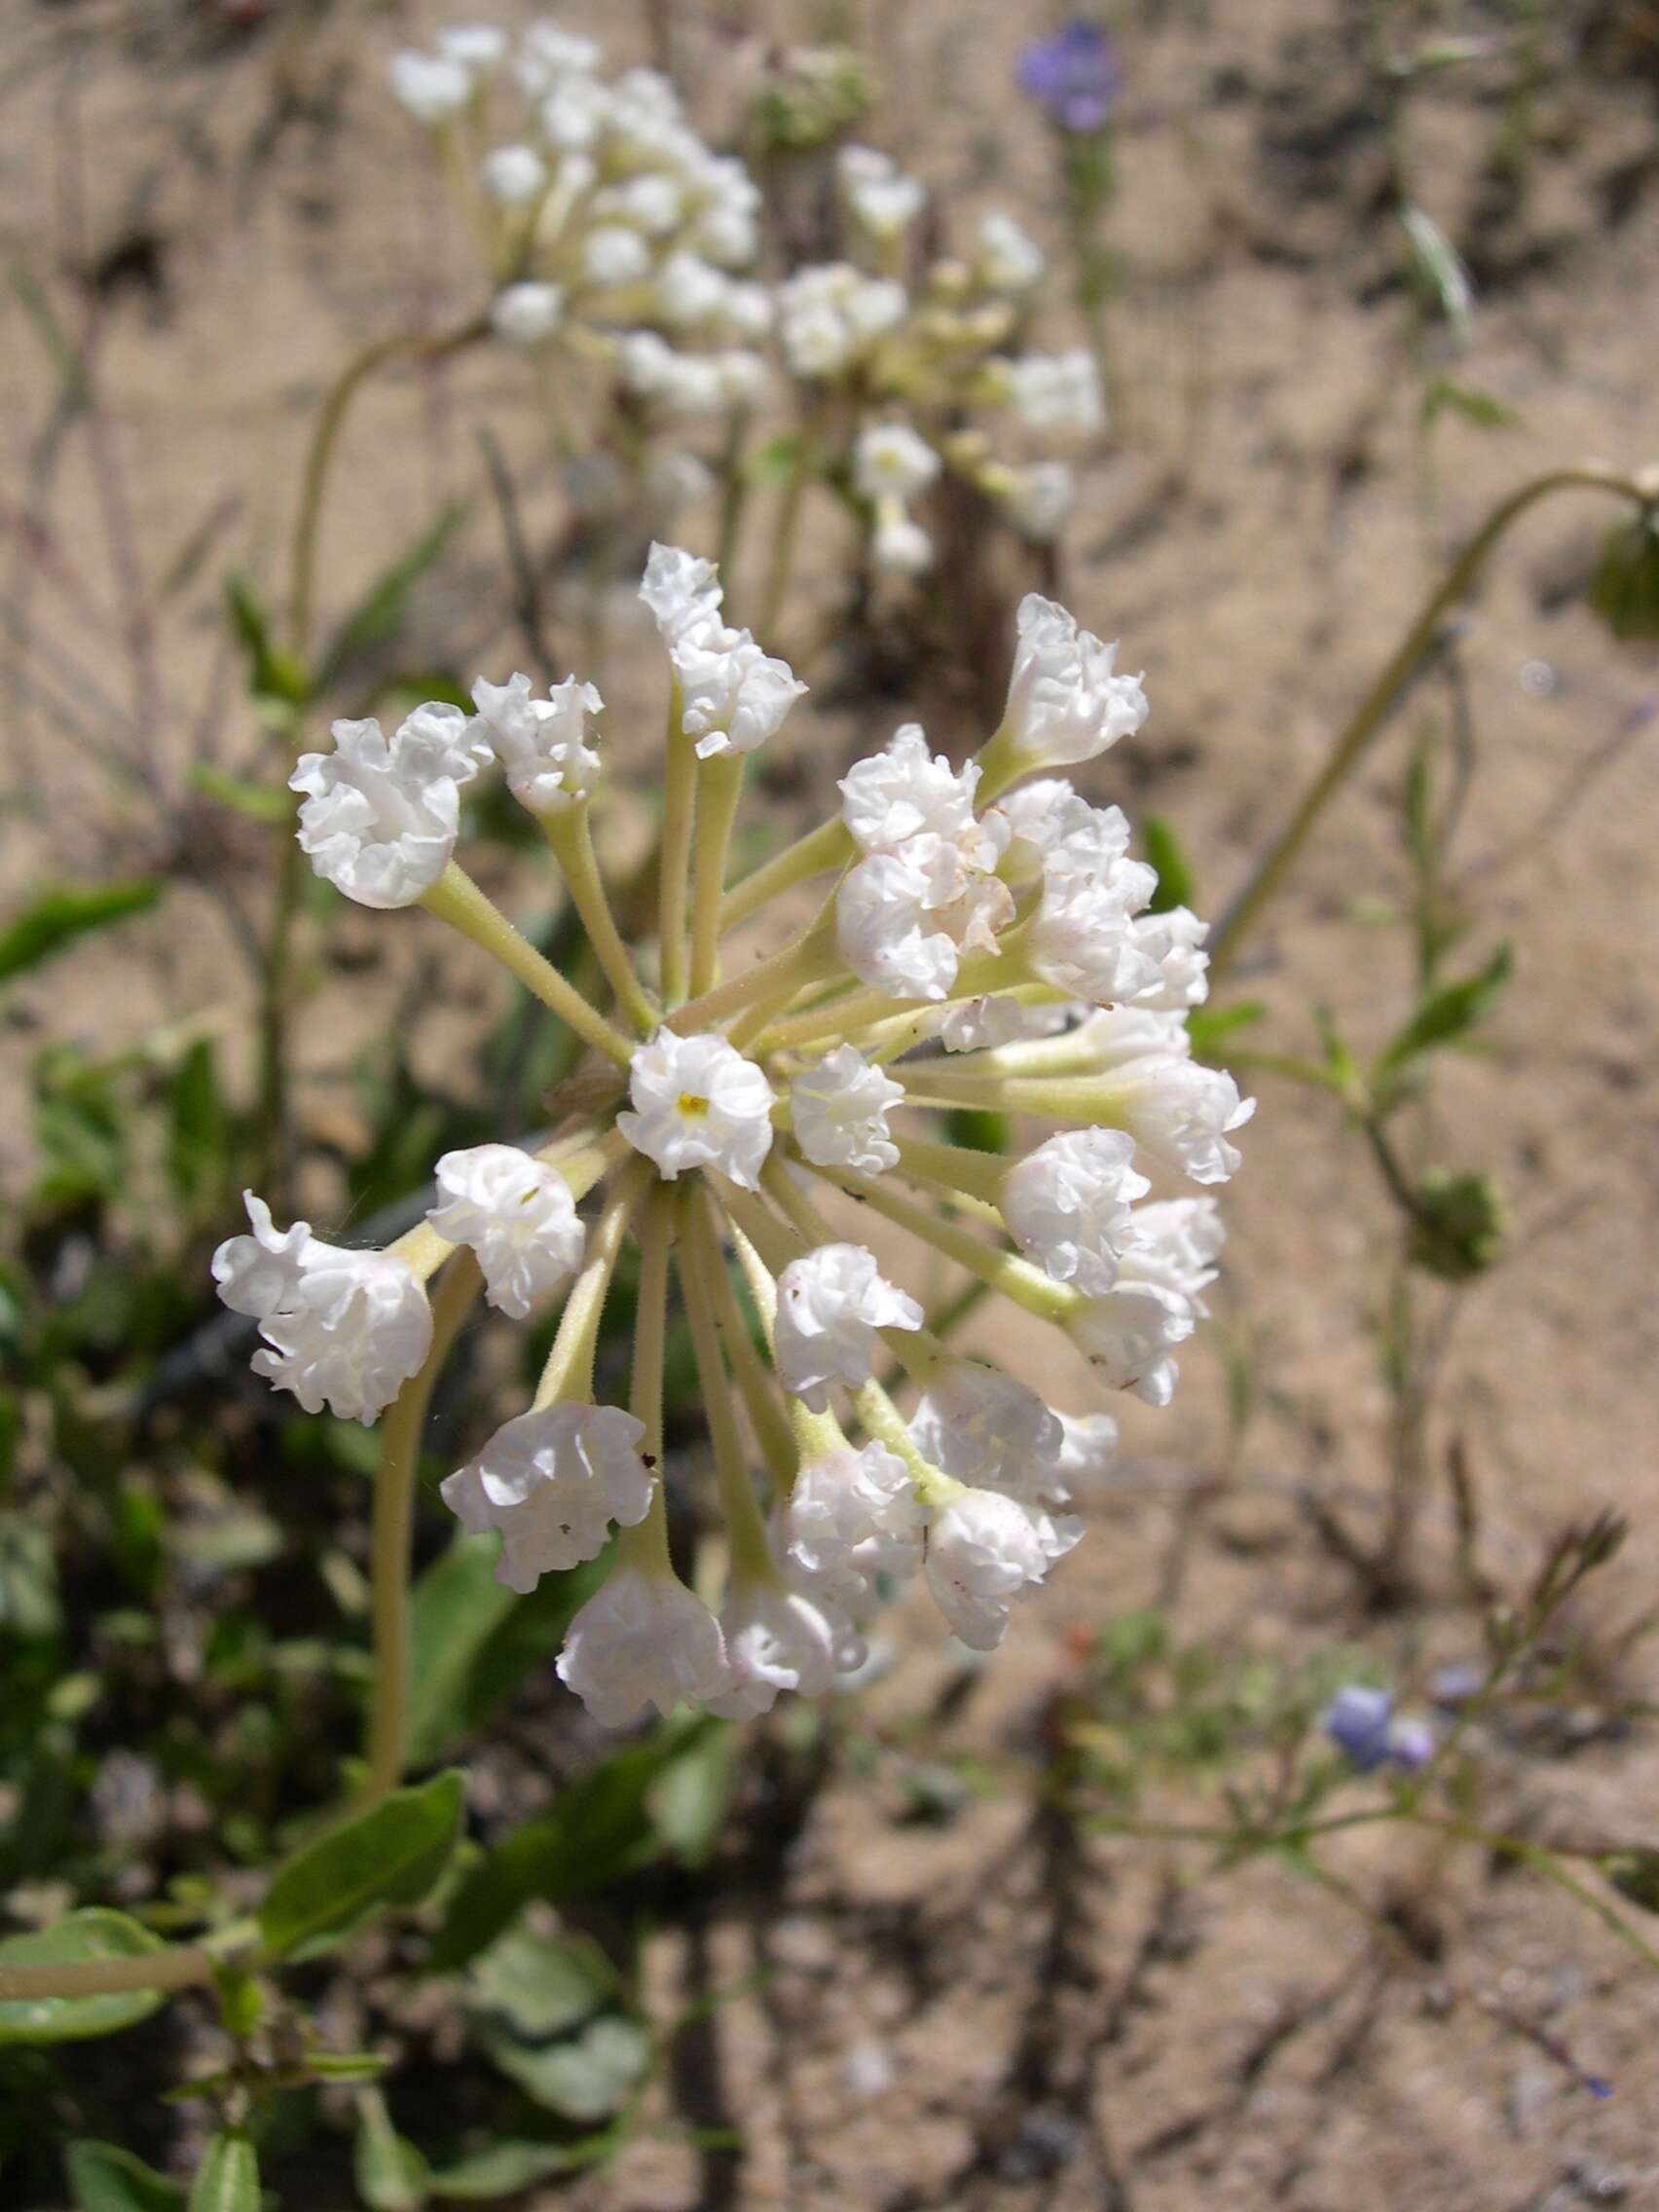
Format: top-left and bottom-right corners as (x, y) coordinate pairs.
(214, 547), (1252, 1727)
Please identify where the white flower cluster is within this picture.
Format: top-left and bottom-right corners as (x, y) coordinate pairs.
(776, 148), (1103, 571)
(389, 18), (769, 498)
(218, 543), (1251, 1728)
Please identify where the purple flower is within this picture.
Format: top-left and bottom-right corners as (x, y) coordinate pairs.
(1322, 1685), (1435, 1775)
(1016, 20), (1120, 134)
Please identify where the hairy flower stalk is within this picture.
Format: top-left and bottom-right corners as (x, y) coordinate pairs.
(215, 545), (1250, 1741)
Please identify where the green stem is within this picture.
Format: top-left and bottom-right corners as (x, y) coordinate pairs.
(0, 1946), (220, 2005)
(719, 818), (854, 934)
(680, 1196), (778, 1581)
(658, 688), (696, 1009)
(615, 1188), (676, 1578)
(670, 915), (842, 1037)
(421, 863), (635, 1065)
(364, 1251), (483, 1803)
(689, 754), (746, 998)
(697, 1190), (797, 1490)
(543, 807), (658, 1034)
(533, 1159), (647, 1408)
(1210, 465), (1651, 980)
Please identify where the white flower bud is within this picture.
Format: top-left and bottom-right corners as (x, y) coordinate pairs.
(583, 224), (652, 288)
(1001, 1126), (1149, 1294)
(437, 23), (507, 81)
(389, 50), (471, 125)
(491, 281), (566, 348)
(707, 1582), (841, 1717)
(212, 1193), (431, 1425)
(713, 349), (769, 407)
(977, 212), (1046, 293)
(871, 509), (935, 577)
(639, 540), (722, 644)
(925, 1490), (1082, 1651)
(671, 621), (805, 757)
(617, 1030), (776, 1189)
(654, 251), (731, 327)
(1067, 1197), (1224, 1403)
(428, 1144), (586, 1318)
(852, 424), (940, 506)
(1104, 1056), (1255, 1185)
(836, 831), (1014, 1001)
(1000, 461), (1074, 541)
(617, 332), (726, 416)
(791, 1045), (903, 1175)
(556, 1564), (732, 1726)
(538, 74), (610, 149)
(1129, 906), (1210, 1010)
(593, 172), (682, 236)
(935, 996), (1072, 1053)
(909, 1361), (1064, 1500)
(839, 145), (926, 238)
(1002, 594), (1148, 765)
(290, 707), (486, 910)
(1055, 1410), (1120, 1489)
(516, 22), (603, 96)
(719, 280), (773, 338)
(838, 724), (979, 854)
(1027, 855), (1163, 1005)
(775, 1243), (922, 1412)
(471, 671), (602, 815)
(785, 1443), (924, 1606)
(440, 1404), (654, 1587)
(480, 144), (547, 207)
(1004, 349), (1105, 437)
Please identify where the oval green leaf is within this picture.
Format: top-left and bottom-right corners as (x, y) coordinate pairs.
(257, 1769), (465, 1963)
(0, 1909), (166, 2046)
(187, 2134), (258, 2212)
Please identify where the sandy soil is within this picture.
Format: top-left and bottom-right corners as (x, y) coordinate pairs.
(4, 1), (1659, 2205)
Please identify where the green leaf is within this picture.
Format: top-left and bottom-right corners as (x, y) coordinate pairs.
(0, 881), (161, 987)
(468, 1923), (614, 2041)
(0, 1910), (166, 2046)
(742, 434), (808, 487)
(1590, 511), (1659, 644)
(166, 1038), (232, 1215)
(1374, 943), (1512, 1074)
(257, 1769), (465, 1962)
(1419, 376), (1520, 431)
(1399, 204), (1474, 334)
(187, 2134), (258, 2212)
(429, 1721), (717, 1972)
(1185, 1000), (1265, 1058)
(406, 1538), (608, 1766)
(65, 2142), (187, 2212)
(225, 573), (310, 710)
(308, 2049), (392, 2083)
(353, 2088), (430, 2210)
(425, 2137), (617, 2199)
(648, 1724), (740, 1868)
(478, 2012), (650, 2121)
(316, 504), (466, 690)
(187, 763), (294, 827)
(1141, 815), (1198, 913)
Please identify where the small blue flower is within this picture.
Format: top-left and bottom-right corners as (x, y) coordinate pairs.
(1323, 1684), (1436, 1775)
(1016, 20), (1120, 134)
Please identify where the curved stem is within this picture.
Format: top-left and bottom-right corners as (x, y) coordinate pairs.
(422, 863), (635, 1065)
(697, 1187), (797, 1492)
(533, 1158), (648, 1408)
(364, 1251), (483, 1803)
(614, 1187), (677, 1578)
(657, 689), (696, 1010)
(1210, 465), (1651, 980)
(543, 807), (658, 1034)
(689, 755), (745, 998)
(0, 1946), (219, 2006)
(719, 818), (854, 935)
(680, 1194), (777, 1581)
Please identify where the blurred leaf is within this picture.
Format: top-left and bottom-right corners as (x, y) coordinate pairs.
(425, 2137), (616, 2198)
(1419, 376), (1519, 431)
(187, 2134), (258, 2212)
(169, 1504), (284, 1574)
(0, 881), (161, 987)
(942, 1108), (1008, 1155)
(309, 2049), (392, 2083)
(1590, 511), (1659, 643)
(1408, 1168), (1508, 1281)
(257, 1769), (465, 1962)
(0, 1514), (61, 1636)
(1142, 815), (1198, 913)
(1374, 943), (1512, 1074)
(1185, 1001), (1265, 1058)
(187, 764), (293, 826)
(315, 504), (466, 690)
(648, 1723), (739, 1868)
(65, 2142), (186, 2212)
(0, 1910), (166, 2046)
(1605, 1850), (1659, 1914)
(406, 1538), (608, 1766)
(225, 573), (310, 710)
(743, 434), (808, 487)
(353, 2089), (430, 2211)
(478, 2012), (649, 2121)
(430, 1720), (719, 1972)
(1399, 204), (1474, 335)
(468, 1923), (614, 2040)
(166, 1040), (232, 1216)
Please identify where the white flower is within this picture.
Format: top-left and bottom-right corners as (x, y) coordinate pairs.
(1067, 1197), (1224, 1404)
(1102, 1055), (1255, 1184)
(440, 1403), (654, 1587)
(776, 265), (906, 379)
(593, 171), (682, 236)
(839, 145), (926, 238)
(785, 1443), (924, 1606)
(718, 280), (773, 339)
(1027, 854), (1163, 1005)
(925, 1490), (1083, 1651)
(290, 708), (486, 909)
(1130, 906), (1210, 1010)
(1001, 1127), (1149, 1294)
(871, 510), (935, 576)
(556, 1564), (731, 1725)
(775, 1244), (922, 1411)
(617, 1030), (776, 1189)
(1000, 461), (1074, 541)
(853, 426), (939, 507)
(1004, 350), (1105, 437)
(708, 1581), (841, 1716)
(1069, 1004), (1194, 1070)
(471, 671), (602, 814)
(1002, 594), (1149, 764)
(712, 349), (768, 406)
(639, 540), (722, 644)
(1055, 1409), (1120, 1489)
(909, 1361), (1064, 1500)
(212, 1193), (431, 1424)
(516, 21), (604, 94)
(436, 23), (507, 80)
(838, 724), (979, 854)
(538, 73), (611, 149)
(389, 50), (471, 125)
(935, 995), (1071, 1053)
(836, 832), (1014, 1001)
(654, 252), (731, 328)
(480, 144), (547, 207)
(616, 335), (722, 415)
(993, 778), (1129, 867)
(671, 621), (805, 757)
(428, 1144), (587, 1319)
(491, 282), (566, 348)
(977, 212), (1045, 292)
(583, 224), (652, 287)
(791, 1046), (903, 1175)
